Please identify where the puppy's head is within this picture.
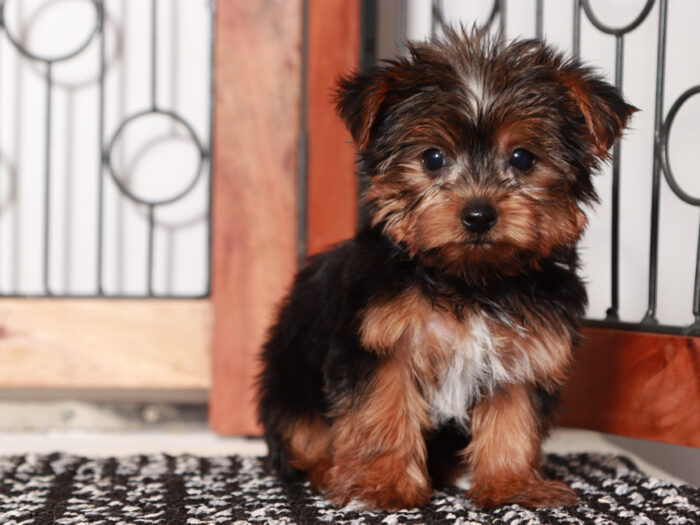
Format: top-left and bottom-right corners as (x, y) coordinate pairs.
(336, 28), (636, 278)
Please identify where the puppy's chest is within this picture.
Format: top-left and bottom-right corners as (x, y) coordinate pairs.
(360, 288), (571, 427)
(419, 311), (516, 426)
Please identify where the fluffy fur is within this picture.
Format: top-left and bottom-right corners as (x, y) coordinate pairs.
(257, 28), (635, 510)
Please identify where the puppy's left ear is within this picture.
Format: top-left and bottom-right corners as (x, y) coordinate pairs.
(559, 65), (638, 159)
(335, 68), (388, 152)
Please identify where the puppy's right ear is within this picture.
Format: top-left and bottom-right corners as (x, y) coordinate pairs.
(556, 63), (638, 160)
(335, 69), (388, 152)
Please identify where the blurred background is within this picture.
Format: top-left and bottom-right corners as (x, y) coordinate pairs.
(0, 0), (697, 486)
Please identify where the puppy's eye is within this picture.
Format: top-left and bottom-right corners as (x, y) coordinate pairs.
(421, 148), (446, 172)
(509, 148), (536, 172)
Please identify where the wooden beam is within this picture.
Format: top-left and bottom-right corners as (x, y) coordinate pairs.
(306, 0), (360, 255)
(0, 299), (210, 389)
(209, 1), (301, 435)
(557, 327), (700, 448)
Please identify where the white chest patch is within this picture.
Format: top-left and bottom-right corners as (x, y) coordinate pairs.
(426, 313), (516, 427)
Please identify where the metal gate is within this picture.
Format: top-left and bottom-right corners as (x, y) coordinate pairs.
(0, 0), (213, 298)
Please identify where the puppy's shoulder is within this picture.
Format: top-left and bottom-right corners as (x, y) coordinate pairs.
(296, 227), (411, 296)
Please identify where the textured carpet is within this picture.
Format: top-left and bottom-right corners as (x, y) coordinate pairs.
(0, 452), (698, 524)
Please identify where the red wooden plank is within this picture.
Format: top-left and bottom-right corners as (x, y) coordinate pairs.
(306, 0), (360, 255)
(209, 1), (301, 435)
(557, 327), (700, 447)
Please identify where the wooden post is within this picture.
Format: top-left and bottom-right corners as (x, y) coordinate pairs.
(306, 0), (360, 255)
(209, 1), (302, 435)
(209, 0), (360, 435)
(557, 327), (700, 447)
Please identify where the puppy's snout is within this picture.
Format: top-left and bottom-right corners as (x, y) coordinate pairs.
(461, 200), (497, 234)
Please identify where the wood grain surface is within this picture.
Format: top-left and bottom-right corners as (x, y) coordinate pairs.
(306, 0), (360, 255)
(208, 1), (302, 435)
(0, 299), (211, 389)
(558, 327), (700, 448)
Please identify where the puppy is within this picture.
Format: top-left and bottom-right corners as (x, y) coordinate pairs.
(257, 27), (635, 510)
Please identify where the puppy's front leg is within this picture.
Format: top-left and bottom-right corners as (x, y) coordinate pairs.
(323, 358), (431, 510)
(465, 383), (577, 509)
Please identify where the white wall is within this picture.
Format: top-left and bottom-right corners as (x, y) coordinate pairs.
(0, 0), (211, 297)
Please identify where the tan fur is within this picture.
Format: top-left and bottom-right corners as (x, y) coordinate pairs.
(322, 357), (432, 509)
(359, 288), (455, 385)
(465, 382), (577, 508)
(560, 76), (614, 158)
(467, 383), (540, 476)
(487, 313), (575, 392)
(279, 297), (442, 508)
(358, 287), (428, 355)
(360, 290), (577, 508)
(285, 417), (333, 473)
(361, 286), (574, 390)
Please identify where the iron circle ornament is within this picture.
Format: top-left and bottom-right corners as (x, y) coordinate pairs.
(580, 0), (655, 36)
(658, 85), (700, 207)
(431, 0), (500, 34)
(0, 0), (103, 63)
(105, 108), (207, 207)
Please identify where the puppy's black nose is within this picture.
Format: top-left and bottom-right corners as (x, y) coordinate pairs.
(461, 200), (497, 234)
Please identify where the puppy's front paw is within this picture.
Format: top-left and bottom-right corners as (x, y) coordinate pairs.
(467, 478), (577, 509)
(357, 482), (430, 511)
(324, 460), (431, 510)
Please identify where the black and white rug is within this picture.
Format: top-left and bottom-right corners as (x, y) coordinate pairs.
(0, 452), (698, 524)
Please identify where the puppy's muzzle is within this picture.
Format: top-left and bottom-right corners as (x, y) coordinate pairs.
(461, 199), (497, 234)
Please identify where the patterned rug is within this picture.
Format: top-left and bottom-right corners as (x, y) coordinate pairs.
(0, 452), (698, 524)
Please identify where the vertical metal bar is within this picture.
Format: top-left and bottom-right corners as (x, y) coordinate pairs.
(607, 35), (625, 320)
(164, 230), (174, 293)
(693, 220), (700, 327)
(535, 0), (543, 38)
(360, 0), (377, 66)
(0, 8), (3, 292)
(96, 1), (105, 295)
(297, 0), (308, 266)
(397, 0), (407, 53)
(204, 0), (215, 296)
(358, 0), (377, 229)
(151, 0), (158, 110)
(44, 61), (53, 295)
(147, 204), (155, 296)
(115, 0), (129, 294)
(10, 0), (22, 294)
(573, 0), (581, 59)
(431, 0), (440, 38)
(499, 0), (507, 37)
(643, 0), (668, 324)
(62, 93), (74, 291)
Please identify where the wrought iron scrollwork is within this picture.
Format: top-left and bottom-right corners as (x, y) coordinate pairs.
(426, 0), (699, 335)
(0, 0), (213, 298)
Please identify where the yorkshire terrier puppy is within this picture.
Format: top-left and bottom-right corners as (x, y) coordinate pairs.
(257, 28), (635, 510)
